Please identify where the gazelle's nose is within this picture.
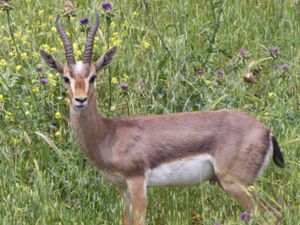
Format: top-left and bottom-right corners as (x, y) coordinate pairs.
(75, 97), (87, 103)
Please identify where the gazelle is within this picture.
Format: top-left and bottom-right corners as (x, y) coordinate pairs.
(40, 11), (284, 225)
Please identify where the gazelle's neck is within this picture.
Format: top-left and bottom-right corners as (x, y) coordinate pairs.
(69, 94), (107, 159)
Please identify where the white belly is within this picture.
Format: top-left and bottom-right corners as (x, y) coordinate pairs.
(146, 154), (215, 186)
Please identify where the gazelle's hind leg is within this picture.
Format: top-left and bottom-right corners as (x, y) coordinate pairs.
(216, 173), (283, 224)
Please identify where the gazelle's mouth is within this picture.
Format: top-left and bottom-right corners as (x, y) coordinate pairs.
(74, 102), (88, 109)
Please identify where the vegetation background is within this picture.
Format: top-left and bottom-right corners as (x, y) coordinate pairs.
(0, 0), (299, 224)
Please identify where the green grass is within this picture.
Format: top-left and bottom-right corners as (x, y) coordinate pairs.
(1, 0), (300, 224)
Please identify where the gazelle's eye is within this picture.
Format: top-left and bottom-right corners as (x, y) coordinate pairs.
(63, 77), (70, 84)
(89, 75), (96, 83)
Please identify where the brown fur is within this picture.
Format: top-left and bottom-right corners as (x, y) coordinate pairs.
(40, 20), (283, 224)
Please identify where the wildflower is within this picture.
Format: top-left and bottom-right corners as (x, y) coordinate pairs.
(111, 21), (116, 28)
(215, 69), (224, 77)
(21, 53), (28, 60)
(55, 131), (61, 138)
(51, 27), (56, 32)
(132, 11), (139, 17)
(196, 69), (204, 75)
(274, 65), (281, 70)
(51, 47), (57, 54)
(64, 1), (74, 11)
(5, 112), (14, 122)
(32, 86), (39, 93)
(277, 199), (284, 206)
(40, 77), (48, 84)
(240, 211), (251, 221)
(239, 48), (249, 56)
(80, 18), (89, 25)
(102, 2), (113, 11)
(49, 78), (57, 87)
(268, 92), (275, 98)
(0, 94), (4, 103)
(141, 40), (151, 49)
(120, 82), (128, 90)
(123, 74), (129, 81)
(204, 80), (212, 86)
(282, 64), (290, 71)
(15, 65), (22, 71)
(269, 46), (278, 54)
(111, 77), (118, 84)
(247, 185), (255, 192)
(55, 112), (62, 119)
(14, 31), (22, 38)
(38, 10), (44, 16)
(0, 59), (7, 67)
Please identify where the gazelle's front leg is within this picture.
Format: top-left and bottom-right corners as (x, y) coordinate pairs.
(118, 186), (131, 225)
(126, 176), (147, 225)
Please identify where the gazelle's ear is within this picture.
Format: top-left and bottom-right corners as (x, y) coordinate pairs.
(39, 49), (64, 74)
(94, 46), (117, 73)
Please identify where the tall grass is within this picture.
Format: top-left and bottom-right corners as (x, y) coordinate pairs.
(0, 0), (299, 224)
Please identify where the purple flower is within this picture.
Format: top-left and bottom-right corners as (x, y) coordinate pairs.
(102, 2), (113, 11)
(240, 211), (251, 221)
(80, 18), (89, 25)
(269, 46), (278, 54)
(274, 65), (281, 70)
(196, 69), (204, 75)
(35, 66), (43, 72)
(120, 82), (128, 90)
(282, 64), (290, 71)
(277, 199), (284, 206)
(215, 69), (224, 77)
(40, 77), (49, 84)
(239, 48), (249, 56)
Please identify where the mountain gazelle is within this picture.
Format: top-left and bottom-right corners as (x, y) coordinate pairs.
(40, 11), (284, 225)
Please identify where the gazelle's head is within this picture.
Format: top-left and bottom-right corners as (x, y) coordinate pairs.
(40, 11), (116, 109)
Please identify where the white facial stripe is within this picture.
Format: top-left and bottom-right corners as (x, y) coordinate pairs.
(69, 77), (76, 94)
(73, 61), (85, 74)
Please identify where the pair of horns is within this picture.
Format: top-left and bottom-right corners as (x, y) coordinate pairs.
(56, 11), (100, 65)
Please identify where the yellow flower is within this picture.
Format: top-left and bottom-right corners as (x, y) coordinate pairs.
(15, 65), (22, 71)
(21, 53), (28, 60)
(123, 74), (129, 82)
(204, 80), (212, 86)
(40, 44), (50, 52)
(111, 77), (118, 84)
(132, 11), (139, 17)
(55, 112), (62, 120)
(268, 92), (276, 98)
(14, 31), (22, 38)
(5, 112), (15, 122)
(247, 185), (255, 192)
(10, 138), (20, 145)
(32, 52), (40, 59)
(123, 21), (129, 28)
(38, 10), (44, 17)
(49, 78), (57, 87)
(32, 86), (40, 93)
(51, 47), (57, 54)
(55, 131), (61, 138)
(111, 21), (116, 28)
(141, 40), (150, 49)
(0, 59), (7, 67)
(0, 95), (4, 103)
(51, 27), (56, 32)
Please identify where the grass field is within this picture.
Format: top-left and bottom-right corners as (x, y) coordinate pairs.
(1, 0), (300, 224)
